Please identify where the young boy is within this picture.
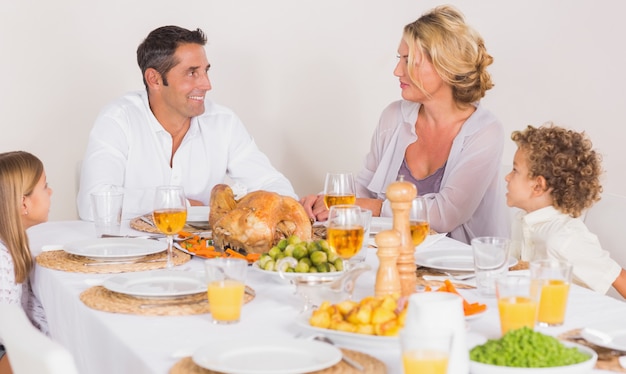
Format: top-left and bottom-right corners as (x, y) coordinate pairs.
(505, 124), (626, 298)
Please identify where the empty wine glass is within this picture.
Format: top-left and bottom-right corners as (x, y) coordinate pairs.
(153, 186), (187, 268)
(323, 172), (356, 209)
(410, 197), (430, 247)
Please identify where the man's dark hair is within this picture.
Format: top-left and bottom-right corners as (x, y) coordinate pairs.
(136, 25), (207, 90)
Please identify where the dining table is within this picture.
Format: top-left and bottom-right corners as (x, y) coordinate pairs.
(27, 219), (626, 374)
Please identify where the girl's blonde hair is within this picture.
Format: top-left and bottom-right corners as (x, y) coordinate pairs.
(403, 5), (494, 106)
(0, 151), (44, 283)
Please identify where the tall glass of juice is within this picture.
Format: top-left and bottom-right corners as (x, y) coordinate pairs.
(204, 258), (248, 324)
(496, 275), (538, 335)
(400, 329), (452, 374)
(530, 259), (573, 326)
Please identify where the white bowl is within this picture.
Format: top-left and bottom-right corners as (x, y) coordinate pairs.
(469, 342), (597, 374)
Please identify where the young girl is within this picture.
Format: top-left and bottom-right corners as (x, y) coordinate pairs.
(505, 124), (626, 297)
(0, 151), (52, 372)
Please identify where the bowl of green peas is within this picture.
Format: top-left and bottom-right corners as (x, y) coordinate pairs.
(469, 328), (597, 374)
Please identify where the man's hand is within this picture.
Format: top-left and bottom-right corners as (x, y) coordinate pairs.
(188, 198), (205, 206)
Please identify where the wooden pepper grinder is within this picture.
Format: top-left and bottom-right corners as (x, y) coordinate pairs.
(374, 230), (402, 297)
(386, 176), (417, 296)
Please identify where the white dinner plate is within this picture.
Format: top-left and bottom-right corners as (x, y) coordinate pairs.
(581, 323), (626, 352)
(192, 338), (342, 374)
(470, 342), (597, 374)
(63, 238), (166, 261)
(103, 270), (206, 298)
(415, 249), (518, 272)
(187, 206), (210, 223)
(296, 312), (398, 347)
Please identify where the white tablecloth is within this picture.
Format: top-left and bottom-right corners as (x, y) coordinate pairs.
(28, 220), (626, 373)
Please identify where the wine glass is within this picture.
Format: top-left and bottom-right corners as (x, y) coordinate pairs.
(326, 205), (364, 268)
(153, 185), (187, 268)
(410, 197), (430, 247)
(323, 172), (356, 209)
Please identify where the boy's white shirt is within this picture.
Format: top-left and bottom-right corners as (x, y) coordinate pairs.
(511, 206), (621, 294)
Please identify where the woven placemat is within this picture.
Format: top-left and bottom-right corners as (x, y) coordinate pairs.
(559, 329), (626, 372)
(36, 249), (191, 274)
(80, 285), (255, 316)
(130, 214), (211, 234)
(170, 348), (386, 374)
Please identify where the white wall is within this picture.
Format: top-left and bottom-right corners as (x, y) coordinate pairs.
(1, 0), (624, 220)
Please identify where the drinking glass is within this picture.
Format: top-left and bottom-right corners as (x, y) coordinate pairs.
(90, 185), (124, 237)
(326, 205), (364, 265)
(323, 172), (356, 209)
(350, 208), (372, 263)
(410, 197), (430, 246)
(530, 259), (573, 327)
(400, 329), (453, 374)
(471, 236), (511, 296)
(495, 275), (538, 335)
(153, 185), (187, 268)
(204, 258), (248, 324)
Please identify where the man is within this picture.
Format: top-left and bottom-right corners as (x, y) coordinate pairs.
(77, 26), (296, 220)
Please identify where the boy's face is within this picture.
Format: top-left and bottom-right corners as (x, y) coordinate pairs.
(505, 148), (536, 212)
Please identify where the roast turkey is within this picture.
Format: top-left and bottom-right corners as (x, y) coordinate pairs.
(209, 184), (312, 254)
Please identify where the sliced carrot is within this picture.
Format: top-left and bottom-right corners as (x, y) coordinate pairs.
(430, 279), (486, 316)
(246, 253), (261, 262)
(225, 248), (247, 260)
(178, 230), (194, 237)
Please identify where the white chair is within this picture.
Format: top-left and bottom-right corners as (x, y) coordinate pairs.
(583, 192), (626, 300)
(0, 304), (79, 374)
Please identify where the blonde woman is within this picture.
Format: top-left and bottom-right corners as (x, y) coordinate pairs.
(0, 151), (51, 373)
(303, 5), (509, 244)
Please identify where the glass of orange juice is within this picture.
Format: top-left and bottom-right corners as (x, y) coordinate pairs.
(530, 259), (573, 327)
(400, 329), (452, 374)
(204, 258), (247, 324)
(495, 275), (538, 335)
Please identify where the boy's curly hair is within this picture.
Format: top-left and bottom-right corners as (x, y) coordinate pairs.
(511, 124), (603, 217)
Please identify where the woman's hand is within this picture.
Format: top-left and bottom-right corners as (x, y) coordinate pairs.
(355, 198), (383, 217)
(299, 194), (328, 222)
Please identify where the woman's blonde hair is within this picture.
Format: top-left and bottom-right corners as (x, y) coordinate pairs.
(0, 151), (44, 283)
(403, 5), (494, 105)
